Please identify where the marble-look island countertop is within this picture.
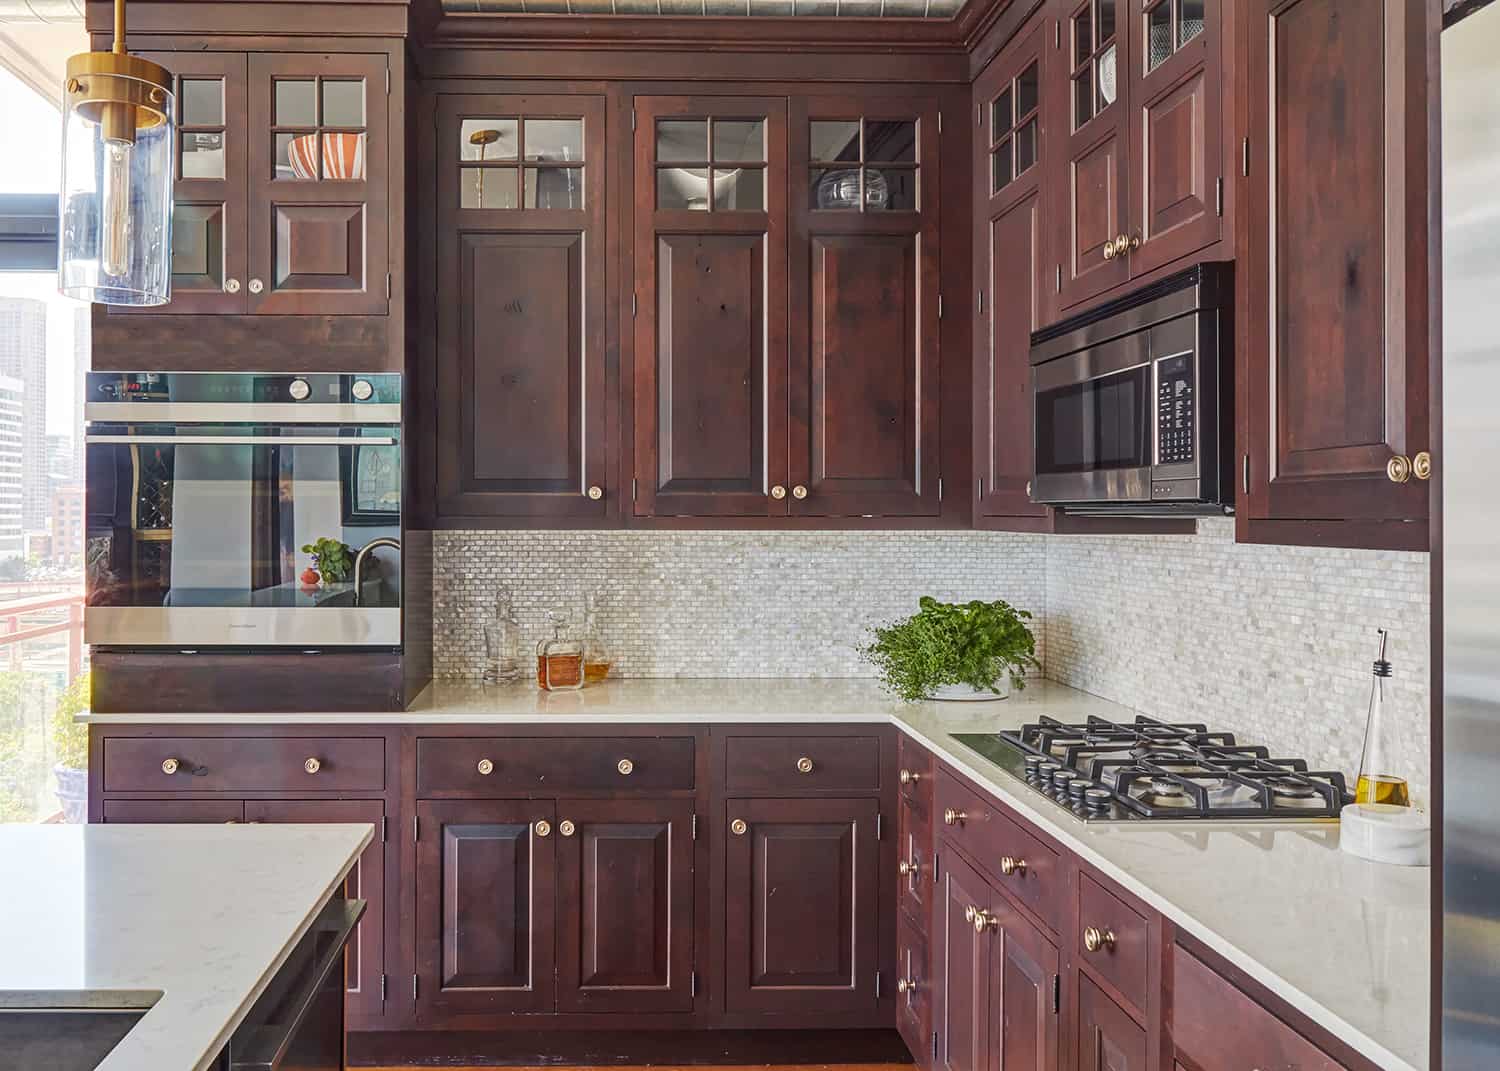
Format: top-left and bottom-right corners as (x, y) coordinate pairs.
(82, 677), (1430, 1071)
(0, 823), (372, 1071)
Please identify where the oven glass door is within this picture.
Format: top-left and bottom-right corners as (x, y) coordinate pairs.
(84, 425), (401, 646)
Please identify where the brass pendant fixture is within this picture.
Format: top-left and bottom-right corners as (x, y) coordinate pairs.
(58, 0), (176, 306)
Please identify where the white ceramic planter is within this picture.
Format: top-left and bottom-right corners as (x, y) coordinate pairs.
(54, 763), (88, 824)
(927, 679), (1011, 702)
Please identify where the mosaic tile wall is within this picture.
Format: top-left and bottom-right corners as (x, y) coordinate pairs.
(433, 531), (1048, 680)
(1044, 518), (1432, 802)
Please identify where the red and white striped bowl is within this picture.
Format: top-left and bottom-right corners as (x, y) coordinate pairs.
(287, 132), (366, 181)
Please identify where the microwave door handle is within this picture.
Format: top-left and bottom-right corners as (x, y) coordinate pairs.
(84, 435), (398, 446)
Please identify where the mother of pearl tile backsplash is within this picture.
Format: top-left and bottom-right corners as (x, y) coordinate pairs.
(433, 531), (1048, 680)
(433, 520), (1431, 799)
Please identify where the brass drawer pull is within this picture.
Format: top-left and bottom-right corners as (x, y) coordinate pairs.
(1413, 450), (1432, 480)
(534, 819), (552, 837)
(731, 818), (748, 836)
(796, 756), (814, 774)
(1083, 925), (1116, 953)
(972, 908), (998, 933)
(999, 855), (1026, 876)
(477, 758), (494, 776)
(161, 757), (180, 775)
(898, 859), (922, 877)
(559, 819), (576, 837)
(587, 485), (603, 500)
(770, 485), (787, 500)
(303, 757), (321, 775)
(1387, 454), (1412, 483)
(897, 976), (918, 994)
(792, 484), (808, 500)
(943, 807), (966, 826)
(898, 768), (921, 785)
(617, 758), (634, 776)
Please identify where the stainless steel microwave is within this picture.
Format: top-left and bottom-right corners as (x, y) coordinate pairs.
(1029, 263), (1233, 516)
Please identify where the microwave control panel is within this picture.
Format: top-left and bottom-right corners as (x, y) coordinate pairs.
(1155, 353), (1195, 466)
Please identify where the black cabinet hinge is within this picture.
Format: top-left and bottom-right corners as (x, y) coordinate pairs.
(691, 813), (698, 840)
(937, 294), (944, 320)
(413, 973), (420, 1001)
(631, 108), (637, 131)
(1055, 265), (1062, 292)
(386, 274), (392, 301)
(412, 815), (419, 842)
(937, 112), (943, 133)
(938, 477), (943, 502)
(380, 973), (387, 1004)
(1242, 453), (1251, 496)
(632, 292), (637, 318)
(380, 815), (387, 842)
(1215, 176), (1224, 217)
(690, 970), (698, 997)
(1052, 973), (1060, 1014)
(876, 813), (884, 841)
(875, 970), (882, 998)
(1242, 137), (1251, 177)
(976, 102), (982, 126)
(385, 67), (390, 95)
(932, 1031), (939, 1060)
(1054, 22), (1060, 48)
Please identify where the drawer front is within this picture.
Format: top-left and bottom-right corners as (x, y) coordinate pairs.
(897, 912), (933, 1070)
(103, 736), (385, 793)
(898, 791), (935, 930)
(102, 798), (245, 823)
(1077, 874), (1150, 1011)
(724, 734), (881, 793)
(417, 736), (696, 796)
(897, 732), (935, 813)
(935, 772), (1061, 931)
(1171, 947), (1345, 1071)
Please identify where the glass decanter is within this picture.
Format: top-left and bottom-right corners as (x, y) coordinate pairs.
(535, 607), (584, 692)
(580, 591), (614, 685)
(482, 587), (522, 684)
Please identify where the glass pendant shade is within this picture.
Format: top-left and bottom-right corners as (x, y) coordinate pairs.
(58, 24), (175, 306)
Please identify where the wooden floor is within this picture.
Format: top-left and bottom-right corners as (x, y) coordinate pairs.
(365, 1066), (909, 1070)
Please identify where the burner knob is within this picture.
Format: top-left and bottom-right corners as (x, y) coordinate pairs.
(288, 378), (311, 401)
(999, 855), (1027, 876)
(943, 807), (967, 826)
(351, 378), (374, 401)
(1083, 926), (1116, 954)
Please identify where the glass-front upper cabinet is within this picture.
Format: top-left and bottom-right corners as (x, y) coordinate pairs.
(807, 116), (918, 212)
(653, 115), (768, 212)
(456, 115), (587, 211)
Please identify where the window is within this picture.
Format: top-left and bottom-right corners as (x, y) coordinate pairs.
(808, 117), (917, 212)
(655, 116), (766, 212)
(460, 116), (585, 210)
(990, 61), (1040, 194)
(1071, 0), (1119, 128)
(1145, 0), (1205, 74)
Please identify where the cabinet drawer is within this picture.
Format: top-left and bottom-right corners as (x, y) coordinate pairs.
(1171, 946), (1345, 1071)
(897, 912), (933, 1069)
(897, 732), (935, 813)
(898, 791), (935, 932)
(103, 736), (385, 793)
(102, 798), (245, 823)
(1077, 874), (1150, 1011)
(417, 736), (696, 796)
(724, 734), (881, 793)
(935, 772), (1060, 931)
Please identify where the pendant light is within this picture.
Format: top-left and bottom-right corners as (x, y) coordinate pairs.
(58, 0), (175, 306)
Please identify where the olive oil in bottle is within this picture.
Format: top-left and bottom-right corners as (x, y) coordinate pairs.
(1353, 629), (1412, 807)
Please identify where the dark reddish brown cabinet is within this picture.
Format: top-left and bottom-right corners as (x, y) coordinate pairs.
(1235, 0), (1434, 551)
(433, 95), (610, 523)
(554, 798), (696, 1013)
(1076, 973), (1148, 1071)
(414, 799), (558, 1016)
(723, 797), (881, 1015)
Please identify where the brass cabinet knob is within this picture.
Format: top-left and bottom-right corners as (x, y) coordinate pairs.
(1083, 925), (1116, 953)
(559, 819), (576, 837)
(898, 769), (921, 786)
(534, 819), (552, 837)
(617, 758), (634, 776)
(972, 908), (998, 933)
(897, 976), (918, 994)
(963, 904), (977, 924)
(1102, 240), (1117, 261)
(792, 485), (808, 500)
(1128, 233), (1141, 251)
(477, 758), (494, 776)
(161, 758), (180, 775)
(224, 278), (241, 294)
(943, 807), (966, 826)
(1387, 454), (1412, 483)
(796, 756), (815, 774)
(248, 278), (265, 295)
(1026, 480), (1033, 497)
(303, 757), (321, 775)
(999, 855), (1026, 876)
(898, 859), (916, 876)
(731, 818), (748, 836)
(587, 485), (603, 500)
(1413, 451), (1432, 481)
(770, 485), (787, 500)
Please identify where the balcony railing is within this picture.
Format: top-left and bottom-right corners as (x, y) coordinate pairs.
(0, 587), (84, 683)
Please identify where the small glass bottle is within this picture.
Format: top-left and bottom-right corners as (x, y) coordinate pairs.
(482, 588), (522, 685)
(535, 609), (584, 692)
(1354, 628), (1411, 807)
(581, 591), (614, 685)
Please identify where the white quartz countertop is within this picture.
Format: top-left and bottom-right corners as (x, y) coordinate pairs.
(0, 823), (372, 1071)
(81, 677), (1429, 1070)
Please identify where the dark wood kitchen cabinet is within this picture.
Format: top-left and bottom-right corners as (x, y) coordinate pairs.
(93, 43), (402, 371)
(432, 94), (610, 524)
(723, 796), (881, 1015)
(1050, 0), (1227, 313)
(1235, 0), (1435, 551)
(1076, 973), (1148, 1071)
(413, 798), (558, 1016)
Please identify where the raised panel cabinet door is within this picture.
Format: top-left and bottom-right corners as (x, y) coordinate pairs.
(434, 95), (608, 521)
(788, 97), (940, 517)
(1125, 0), (1223, 275)
(114, 52), (249, 315)
(1053, 0), (1133, 311)
(897, 793), (934, 926)
(244, 799), (385, 1023)
(987, 896), (1060, 1071)
(632, 96), (789, 518)
(897, 914), (934, 1069)
(414, 799), (556, 1016)
(936, 846), (992, 1071)
(247, 52), (389, 315)
(1238, 0), (1432, 549)
(1076, 973), (1147, 1071)
(555, 798), (695, 1014)
(974, 18), (1053, 525)
(723, 797), (880, 1015)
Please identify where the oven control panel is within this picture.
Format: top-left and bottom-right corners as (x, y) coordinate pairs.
(1155, 353), (1195, 466)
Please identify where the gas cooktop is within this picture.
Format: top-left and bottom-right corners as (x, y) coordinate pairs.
(954, 714), (1353, 823)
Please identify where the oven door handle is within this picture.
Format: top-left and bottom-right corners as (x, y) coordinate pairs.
(85, 435), (398, 446)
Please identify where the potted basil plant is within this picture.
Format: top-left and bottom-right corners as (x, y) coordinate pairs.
(861, 597), (1040, 702)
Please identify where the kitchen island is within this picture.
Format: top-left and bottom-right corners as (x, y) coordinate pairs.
(0, 823), (371, 1071)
